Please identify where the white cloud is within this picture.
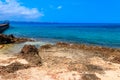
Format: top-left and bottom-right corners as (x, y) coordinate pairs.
(0, 0), (43, 20)
(57, 6), (62, 10)
(49, 5), (62, 10)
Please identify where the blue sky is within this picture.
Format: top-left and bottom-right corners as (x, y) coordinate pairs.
(0, 0), (120, 23)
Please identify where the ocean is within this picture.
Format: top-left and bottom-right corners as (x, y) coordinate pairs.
(3, 21), (120, 48)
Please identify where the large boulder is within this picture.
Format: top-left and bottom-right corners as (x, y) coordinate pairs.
(21, 45), (39, 55)
(20, 45), (42, 66)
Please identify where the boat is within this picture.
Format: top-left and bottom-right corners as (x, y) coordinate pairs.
(0, 22), (9, 33)
(0, 23), (9, 27)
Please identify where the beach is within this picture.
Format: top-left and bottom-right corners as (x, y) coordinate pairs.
(0, 22), (120, 80)
(0, 37), (120, 80)
(1, 0), (120, 79)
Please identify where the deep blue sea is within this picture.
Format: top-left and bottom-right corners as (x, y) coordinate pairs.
(3, 22), (120, 48)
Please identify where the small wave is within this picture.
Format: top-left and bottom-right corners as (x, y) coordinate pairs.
(23, 41), (51, 47)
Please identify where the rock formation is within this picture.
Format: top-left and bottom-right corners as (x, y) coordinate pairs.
(19, 45), (42, 66)
(0, 34), (32, 44)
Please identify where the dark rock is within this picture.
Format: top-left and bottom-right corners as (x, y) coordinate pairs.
(0, 34), (33, 44)
(8, 34), (15, 39)
(56, 42), (70, 47)
(0, 62), (30, 74)
(19, 45), (42, 66)
(111, 55), (120, 64)
(40, 44), (53, 50)
(82, 74), (101, 80)
(86, 64), (104, 74)
(68, 63), (87, 72)
(21, 45), (39, 55)
(0, 34), (14, 44)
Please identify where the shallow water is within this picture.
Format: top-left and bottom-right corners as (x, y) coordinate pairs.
(0, 41), (52, 54)
(3, 22), (120, 48)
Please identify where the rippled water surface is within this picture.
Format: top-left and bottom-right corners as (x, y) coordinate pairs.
(4, 22), (120, 48)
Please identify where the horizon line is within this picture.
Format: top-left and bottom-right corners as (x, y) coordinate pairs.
(1, 20), (120, 24)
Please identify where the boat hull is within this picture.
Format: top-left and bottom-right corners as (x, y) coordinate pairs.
(0, 23), (9, 33)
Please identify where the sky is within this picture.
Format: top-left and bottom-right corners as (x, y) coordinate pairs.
(0, 0), (120, 23)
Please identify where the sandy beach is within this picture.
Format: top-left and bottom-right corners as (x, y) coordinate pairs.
(1, 0), (120, 79)
(0, 41), (120, 80)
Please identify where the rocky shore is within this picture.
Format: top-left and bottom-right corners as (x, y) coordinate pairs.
(0, 34), (120, 80)
(0, 34), (33, 44)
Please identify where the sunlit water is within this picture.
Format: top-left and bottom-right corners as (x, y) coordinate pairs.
(3, 22), (120, 48)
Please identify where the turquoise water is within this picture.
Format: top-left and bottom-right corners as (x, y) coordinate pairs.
(3, 22), (120, 48)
